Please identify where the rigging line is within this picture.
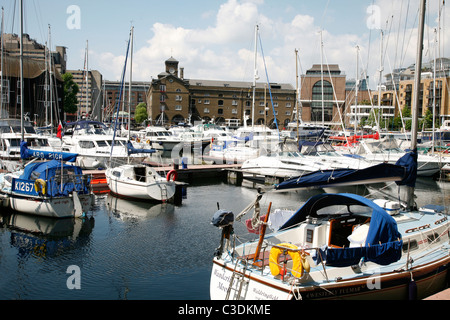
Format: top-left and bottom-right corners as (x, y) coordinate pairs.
(111, 32), (131, 160)
(319, 0), (331, 31)
(365, 0), (376, 81)
(400, 5), (420, 68)
(321, 45), (346, 133)
(257, 31), (280, 139)
(393, 0), (405, 69)
(385, 54), (407, 133)
(400, 0), (411, 67)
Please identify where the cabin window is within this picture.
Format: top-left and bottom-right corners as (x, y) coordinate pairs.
(427, 233), (440, 244)
(97, 141), (108, 147)
(10, 139), (21, 147)
(306, 229), (314, 243)
(79, 141), (95, 148)
(402, 240), (418, 252)
(112, 170), (121, 178)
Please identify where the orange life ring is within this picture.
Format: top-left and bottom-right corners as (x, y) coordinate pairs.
(166, 169), (177, 181)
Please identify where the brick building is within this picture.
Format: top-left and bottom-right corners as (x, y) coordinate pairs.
(146, 57), (296, 127)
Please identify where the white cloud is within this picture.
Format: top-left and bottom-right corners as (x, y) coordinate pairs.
(89, 0), (450, 91)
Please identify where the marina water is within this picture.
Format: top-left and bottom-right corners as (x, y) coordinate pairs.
(0, 175), (449, 300)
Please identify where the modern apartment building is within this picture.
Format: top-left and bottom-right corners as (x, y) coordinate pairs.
(299, 64), (347, 126)
(65, 69), (103, 121)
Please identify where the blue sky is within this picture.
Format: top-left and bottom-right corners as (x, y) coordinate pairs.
(2, 0), (448, 88)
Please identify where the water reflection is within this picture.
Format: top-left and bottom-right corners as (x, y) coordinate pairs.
(0, 213), (94, 260)
(106, 194), (175, 221)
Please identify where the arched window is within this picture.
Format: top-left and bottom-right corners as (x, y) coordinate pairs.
(311, 80), (333, 122)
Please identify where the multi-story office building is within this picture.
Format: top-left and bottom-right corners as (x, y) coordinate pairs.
(147, 57), (296, 127)
(66, 69), (103, 121)
(299, 64), (346, 126)
(103, 80), (150, 123)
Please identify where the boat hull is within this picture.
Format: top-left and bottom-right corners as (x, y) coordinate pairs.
(211, 255), (450, 300)
(106, 176), (176, 202)
(9, 193), (94, 218)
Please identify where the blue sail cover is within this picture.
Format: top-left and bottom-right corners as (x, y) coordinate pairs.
(274, 163), (406, 191)
(279, 193), (403, 266)
(14, 160), (89, 197)
(126, 141), (156, 155)
(394, 149), (418, 188)
(20, 141), (78, 162)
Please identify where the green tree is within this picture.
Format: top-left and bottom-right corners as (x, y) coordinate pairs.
(62, 73), (79, 114)
(134, 102), (148, 124)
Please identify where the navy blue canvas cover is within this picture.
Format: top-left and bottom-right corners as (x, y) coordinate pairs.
(280, 193), (403, 267)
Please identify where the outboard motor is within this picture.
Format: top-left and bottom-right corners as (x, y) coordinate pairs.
(211, 209), (234, 258)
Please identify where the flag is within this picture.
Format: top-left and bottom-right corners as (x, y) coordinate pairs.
(57, 121), (63, 139)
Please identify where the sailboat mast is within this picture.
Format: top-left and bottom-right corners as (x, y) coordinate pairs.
(295, 48), (299, 142)
(48, 25), (54, 135)
(251, 25), (258, 130)
(86, 40), (89, 118)
(320, 30), (324, 126)
(406, 0), (426, 210)
(1, 7), (4, 117)
(19, 0), (24, 141)
(355, 45), (359, 136)
(128, 26), (133, 141)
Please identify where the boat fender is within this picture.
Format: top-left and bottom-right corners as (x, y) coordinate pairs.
(146, 140), (150, 144)
(408, 273), (417, 300)
(166, 169), (177, 182)
(34, 179), (47, 195)
(269, 243), (305, 278)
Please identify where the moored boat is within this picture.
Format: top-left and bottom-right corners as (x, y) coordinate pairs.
(0, 143), (94, 218)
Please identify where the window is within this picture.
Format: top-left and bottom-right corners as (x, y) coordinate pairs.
(232, 109), (237, 114)
(306, 229), (314, 243)
(232, 100), (238, 106)
(175, 105), (182, 111)
(218, 109), (224, 115)
(204, 100), (210, 105)
(175, 95), (182, 101)
(204, 108), (210, 113)
(311, 80), (333, 122)
(402, 240), (418, 252)
(286, 103), (292, 108)
(160, 84), (166, 92)
(79, 141), (95, 148)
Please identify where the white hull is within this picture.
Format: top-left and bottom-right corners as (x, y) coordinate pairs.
(107, 178), (176, 201)
(9, 193), (94, 218)
(210, 192), (450, 301)
(211, 254), (450, 300)
(106, 165), (176, 202)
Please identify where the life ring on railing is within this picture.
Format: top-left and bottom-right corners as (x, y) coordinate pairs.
(269, 243), (309, 278)
(34, 179), (47, 195)
(166, 169), (178, 182)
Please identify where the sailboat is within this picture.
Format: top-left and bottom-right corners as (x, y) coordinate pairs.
(104, 27), (177, 202)
(210, 1), (450, 300)
(0, 1), (94, 219)
(0, 141), (94, 218)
